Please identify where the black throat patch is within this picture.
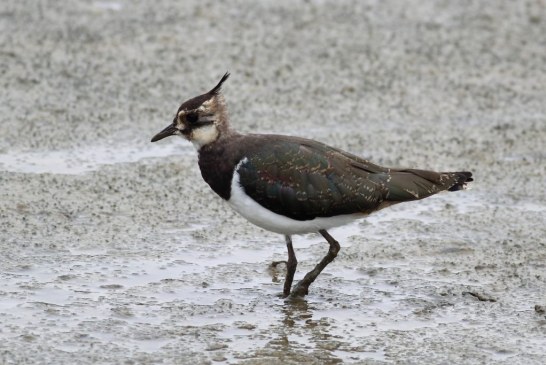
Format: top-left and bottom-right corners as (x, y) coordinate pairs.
(197, 134), (247, 200)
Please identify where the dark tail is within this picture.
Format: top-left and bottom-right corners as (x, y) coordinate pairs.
(447, 171), (473, 191)
(383, 169), (473, 202)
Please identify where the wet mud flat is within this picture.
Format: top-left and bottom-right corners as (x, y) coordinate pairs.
(1, 149), (545, 364)
(2, 0), (546, 364)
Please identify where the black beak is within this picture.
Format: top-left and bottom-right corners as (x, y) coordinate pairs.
(151, 123), (177, 142)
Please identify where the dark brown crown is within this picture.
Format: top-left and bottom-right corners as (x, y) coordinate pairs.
(176, 72), (230, 113)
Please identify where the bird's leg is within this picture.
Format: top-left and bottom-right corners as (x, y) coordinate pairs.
(271, 236), (298, 296)
(290, 230), (340, 298)
(279, 235), (298, 297)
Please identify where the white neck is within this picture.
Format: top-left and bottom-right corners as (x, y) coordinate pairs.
(190, 124), (220, 150)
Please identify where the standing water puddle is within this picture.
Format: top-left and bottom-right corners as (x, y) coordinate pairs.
(0, 142), (190, 174)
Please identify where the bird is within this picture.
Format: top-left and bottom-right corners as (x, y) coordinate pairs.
(151, 73), (473, 298)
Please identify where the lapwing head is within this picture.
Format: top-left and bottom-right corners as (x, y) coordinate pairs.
(151, 72), (230, 149)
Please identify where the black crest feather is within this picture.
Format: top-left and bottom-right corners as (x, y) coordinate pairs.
(208, 72), (230, 95)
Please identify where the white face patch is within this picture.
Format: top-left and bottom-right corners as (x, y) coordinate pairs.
(176, 95), (225, 149)
(176, 111), (187, 130)
(190, 123), (220, 149)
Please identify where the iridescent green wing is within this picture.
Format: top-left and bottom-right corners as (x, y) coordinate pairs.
(237, 137), (388, 221)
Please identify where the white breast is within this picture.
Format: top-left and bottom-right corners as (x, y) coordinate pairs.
(227, 158), (362, 235)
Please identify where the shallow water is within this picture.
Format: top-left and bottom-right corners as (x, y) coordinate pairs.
(0, 142), (189, 174)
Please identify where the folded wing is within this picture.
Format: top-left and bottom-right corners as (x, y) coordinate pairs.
(237, 136), (472, 221)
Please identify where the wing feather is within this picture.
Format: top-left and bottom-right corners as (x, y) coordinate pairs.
(235, 135), (472, 221)
(237, 139), (386, 221)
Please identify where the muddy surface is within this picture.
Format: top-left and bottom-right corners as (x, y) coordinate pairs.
(1, 0), (545, 364)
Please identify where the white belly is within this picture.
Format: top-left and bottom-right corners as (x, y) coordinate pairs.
(227, 161), (362, 235)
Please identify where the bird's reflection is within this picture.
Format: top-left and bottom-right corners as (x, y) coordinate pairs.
(281, 296), (311, 328)
(247, 292), (342, 363)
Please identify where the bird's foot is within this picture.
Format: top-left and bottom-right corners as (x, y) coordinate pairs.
(289, 281), (309, 298)
(270, 260), (287, 268)
(268, 261), (286, 284)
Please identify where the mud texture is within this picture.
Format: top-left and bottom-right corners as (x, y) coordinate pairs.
(1, 0), (546, 364)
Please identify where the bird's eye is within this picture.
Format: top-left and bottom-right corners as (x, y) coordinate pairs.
(186, 113), (199, 124)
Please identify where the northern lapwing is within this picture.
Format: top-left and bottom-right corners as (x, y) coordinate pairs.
(151, 73), (473, 298)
